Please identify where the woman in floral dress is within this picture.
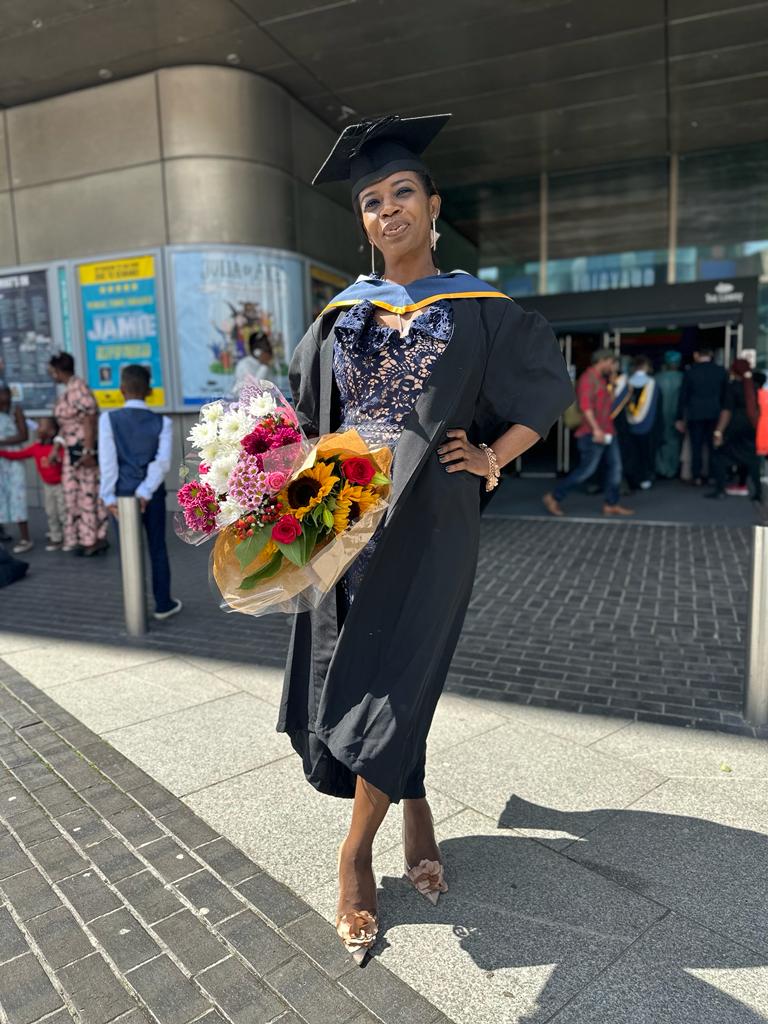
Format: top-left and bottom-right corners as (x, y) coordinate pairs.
(48, 354), (108, 555)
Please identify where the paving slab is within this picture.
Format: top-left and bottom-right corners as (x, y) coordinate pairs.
(180, 657), (285, 709)
(591, 719), (768, 777)
(102, 692), (293, 794)
(426, 719), (665, 848)
(547, 912), (768, 1024)
(564, 777), (768, 955)
(2, 643), (169, 689)
(47, 658), (238, 733)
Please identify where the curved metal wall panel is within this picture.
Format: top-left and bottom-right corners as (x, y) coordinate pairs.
(0, 193), (17, 266)
(165, 158), (296, 249)
(295, 181), (360, 273)
(7, 76), (160, 190)
(14, 164), (166, 263)
(158, 66), (292, 173)
(0, 114), (9, 192)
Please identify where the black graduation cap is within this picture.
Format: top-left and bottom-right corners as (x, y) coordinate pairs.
(312, 113), (451, 199)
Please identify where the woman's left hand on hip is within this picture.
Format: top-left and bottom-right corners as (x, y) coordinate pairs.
(437, 429), (488, 476)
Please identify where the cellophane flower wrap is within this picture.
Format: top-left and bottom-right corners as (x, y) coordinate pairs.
(176, 379), (392, 616)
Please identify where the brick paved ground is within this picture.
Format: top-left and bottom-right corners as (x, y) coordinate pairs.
(0, 657), (451, 1024)
(1, 509), (760, 737)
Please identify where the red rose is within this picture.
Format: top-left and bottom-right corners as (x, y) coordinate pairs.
(341, 457), (375, 486)
(271, 515), (302, 545)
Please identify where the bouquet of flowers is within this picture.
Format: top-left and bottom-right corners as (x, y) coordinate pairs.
(176, 380), (392, 616)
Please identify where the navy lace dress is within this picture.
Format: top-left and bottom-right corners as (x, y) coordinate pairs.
(333, 299), (454, 598)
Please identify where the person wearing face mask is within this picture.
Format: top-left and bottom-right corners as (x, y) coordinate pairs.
(623, 357), (661, 491)
(544, 349), (634, 517)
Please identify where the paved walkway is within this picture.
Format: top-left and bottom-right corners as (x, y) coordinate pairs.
(1, 631), (768, 1023)
(0, 656), (448, 1024)
(1, 509), (763, 736)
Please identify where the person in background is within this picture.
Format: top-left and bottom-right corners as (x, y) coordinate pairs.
(49, 353), (109, 556)
(0, 417), (65, 551)
(675, 347), (728, 486)
(544, 349), (634, 517)
(623, 356), (660, 491)
(655, 350), (683, 479)
(707, 358), (762, 503)
(0, 384), (32, 554)
(755, 371), (768, 464)
(233, 333), (273, 398)
(98, 364), (182, 621)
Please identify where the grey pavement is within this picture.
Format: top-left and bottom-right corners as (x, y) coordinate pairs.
(1, 499), (767, 1021)
(0, 658), (449, 1024)
(1, 632), (768, 1023)
(1, 499), (764, 736)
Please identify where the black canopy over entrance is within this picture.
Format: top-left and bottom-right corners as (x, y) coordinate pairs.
(517, 276), (759, 338)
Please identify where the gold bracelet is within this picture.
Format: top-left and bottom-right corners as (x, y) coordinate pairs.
(478, 443), (501, 492)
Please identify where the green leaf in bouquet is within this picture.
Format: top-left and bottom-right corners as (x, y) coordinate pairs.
(235, 528), (271, 571)
(371, 472), (390, 487)
(275, 537), (306, 567)
(239, 549), (283, 589)
(322, 506), (335, 529)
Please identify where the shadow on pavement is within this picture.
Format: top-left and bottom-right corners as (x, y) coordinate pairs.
(376, 795), (768, 1022)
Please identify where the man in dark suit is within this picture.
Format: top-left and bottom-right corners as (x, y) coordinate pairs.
(675, 348), (728, 485)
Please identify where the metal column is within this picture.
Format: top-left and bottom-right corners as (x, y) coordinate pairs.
(117, 497), (147, 637)
(559, 333), (573, 473)
(745, 525), (768, 726)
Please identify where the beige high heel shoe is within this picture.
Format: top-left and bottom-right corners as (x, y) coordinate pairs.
(403, 813), (448, 906)
(336, 846), (378, 967)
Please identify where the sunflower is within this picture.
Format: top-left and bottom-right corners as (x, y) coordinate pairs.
(279, 460), (338, 520)
(344, 484), (379, 524)
(332, 483), (354, 533)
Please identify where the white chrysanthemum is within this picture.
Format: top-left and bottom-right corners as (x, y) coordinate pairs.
(207, 451), (239, 494)
(216, 497), (247, 528)
(188, 420), (219, 450)
(219, 407), (253, 443)
(249, 392), (277, 418)
(202, 400), (225, 424)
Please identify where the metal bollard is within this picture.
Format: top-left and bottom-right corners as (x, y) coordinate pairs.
(117, 497), (147, 637)
(745, 524), (768, 726)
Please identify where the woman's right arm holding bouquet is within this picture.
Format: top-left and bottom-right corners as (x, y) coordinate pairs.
(289, 319), (322, 438)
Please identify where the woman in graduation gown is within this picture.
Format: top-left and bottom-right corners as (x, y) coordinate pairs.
(280, 114), (574, 964)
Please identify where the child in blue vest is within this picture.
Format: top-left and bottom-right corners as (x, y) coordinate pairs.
(98, 365), (182, 620)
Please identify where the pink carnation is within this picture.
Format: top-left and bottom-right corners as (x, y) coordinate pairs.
(227, 455), (269, 509)
(178, 480), (219, 534)
(272, 425), (302, 448)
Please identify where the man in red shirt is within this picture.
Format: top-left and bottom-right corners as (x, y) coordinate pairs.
(544, 350), (634, 517)
(0, 417), (66, 550)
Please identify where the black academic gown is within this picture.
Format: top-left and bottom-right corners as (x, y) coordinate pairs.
(277, 297), (574, 802)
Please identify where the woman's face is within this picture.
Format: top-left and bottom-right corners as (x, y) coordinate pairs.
(359, 172), (439, 263)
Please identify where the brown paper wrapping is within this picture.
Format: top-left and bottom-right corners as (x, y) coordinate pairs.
(212, 430), (392, 617)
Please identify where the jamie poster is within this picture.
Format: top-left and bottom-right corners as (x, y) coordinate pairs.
(78, 255), (165, 408)
(0, 269), (57, 410)
(171, 248), (305, 406)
